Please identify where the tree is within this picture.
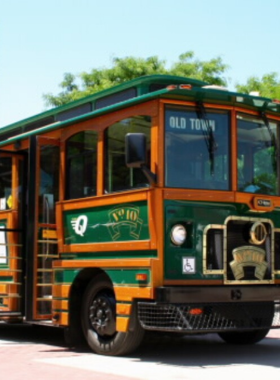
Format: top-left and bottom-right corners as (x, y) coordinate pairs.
(236, 72), (280, 99)
(43, 51), (229, 107)
(169, 52), (228, 86)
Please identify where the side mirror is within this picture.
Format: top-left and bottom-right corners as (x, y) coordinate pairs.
(125, 133), (147, 168)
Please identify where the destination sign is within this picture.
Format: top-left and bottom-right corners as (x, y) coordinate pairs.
(169, 116), (216, 131)
(165, 108), (228, 136)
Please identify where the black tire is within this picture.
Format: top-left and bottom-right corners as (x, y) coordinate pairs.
(81, 274), (144, 356)
(218, 302), (274, 345)
(218, 328), (270, 345)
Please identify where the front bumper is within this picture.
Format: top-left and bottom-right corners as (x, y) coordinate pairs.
(156, 285), (280, 303)
(137, 286), (280, 333)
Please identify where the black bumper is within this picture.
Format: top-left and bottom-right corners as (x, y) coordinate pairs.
(156, 285), (280, 303)
(137, 286), (280, 333)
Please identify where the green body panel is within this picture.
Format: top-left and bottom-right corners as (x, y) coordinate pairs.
(54, 270), (80, 284)
(62, 250), (157, 260)
(54, 268), (150, 286)
(106, 269), (150, 285)
(0, 276), (13, 282)
(64, 201), (149, 245)
(164, 200), (280, 280)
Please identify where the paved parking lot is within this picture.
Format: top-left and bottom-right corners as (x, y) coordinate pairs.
(1, 323), (280, 380)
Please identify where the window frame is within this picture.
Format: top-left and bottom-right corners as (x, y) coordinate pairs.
(236, 112), (279, 196)
(60, 100), (159, 200)
(65, 130), (98, 200)
(104, 115), (152, 194)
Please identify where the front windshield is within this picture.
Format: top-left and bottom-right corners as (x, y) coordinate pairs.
(237, 114), (279, 195)
(165, 106), (229, 190)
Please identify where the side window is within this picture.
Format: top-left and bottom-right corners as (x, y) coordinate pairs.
(66, 131), (98, 199)
(0, 157), (12, 209)
(105, 116), (151, 193)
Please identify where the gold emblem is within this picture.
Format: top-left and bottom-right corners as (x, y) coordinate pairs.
(108, 206), (143, 240)
(230, 246), (268, 280)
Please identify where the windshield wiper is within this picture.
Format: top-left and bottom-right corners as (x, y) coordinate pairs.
(196, 101), (217, 175)
(260, 111), (278, 156)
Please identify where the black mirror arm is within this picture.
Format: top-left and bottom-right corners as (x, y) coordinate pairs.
(140, 164), (157, 186)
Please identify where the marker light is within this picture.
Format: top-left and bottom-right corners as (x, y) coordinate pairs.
(166, 84), (178, 90)
(179, 84), (192, 90)
(136, 273), (148, 281)
(166, 84), (192, 91)
(171, 224), (187, 246)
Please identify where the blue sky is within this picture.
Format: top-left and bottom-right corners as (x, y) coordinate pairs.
(1, 0), (279, 127)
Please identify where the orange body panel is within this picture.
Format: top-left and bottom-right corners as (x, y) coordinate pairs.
(116, 317), (130, 332)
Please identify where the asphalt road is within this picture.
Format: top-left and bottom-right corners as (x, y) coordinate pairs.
(1, 323), (280, 380)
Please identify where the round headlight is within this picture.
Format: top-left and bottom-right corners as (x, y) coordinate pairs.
(171, 224), (187, 246)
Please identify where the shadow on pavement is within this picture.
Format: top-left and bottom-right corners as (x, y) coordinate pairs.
(0, 323), (65, 346)
(1, 322), (280, 369)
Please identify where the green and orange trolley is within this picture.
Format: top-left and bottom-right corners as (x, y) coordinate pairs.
(0, 75), (280, 355)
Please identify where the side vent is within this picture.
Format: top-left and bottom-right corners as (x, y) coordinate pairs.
(275, 231), (280, 270)
(206, 228), (224, 270)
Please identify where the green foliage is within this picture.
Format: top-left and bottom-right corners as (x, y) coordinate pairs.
(236, 72), (280, 99)
(43, 52), (229, 107)
(169, 52), (228, 86)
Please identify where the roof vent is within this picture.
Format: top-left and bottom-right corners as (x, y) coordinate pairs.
(249, 91), (260, 96)
(202, 85), (228, 91)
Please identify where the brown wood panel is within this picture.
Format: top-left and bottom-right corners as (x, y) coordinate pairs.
(53, 258), (154, 269)
(163, 189), (235, 202)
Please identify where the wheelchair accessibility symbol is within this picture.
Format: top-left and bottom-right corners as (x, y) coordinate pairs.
(182, 257), (196, 274)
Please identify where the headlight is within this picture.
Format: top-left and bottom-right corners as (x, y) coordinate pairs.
(171, 224), (187, 246)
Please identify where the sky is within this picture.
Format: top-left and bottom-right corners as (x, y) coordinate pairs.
(1, 0), (280, 128)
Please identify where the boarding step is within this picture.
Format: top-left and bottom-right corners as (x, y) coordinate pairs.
(0, 311), (22, 317)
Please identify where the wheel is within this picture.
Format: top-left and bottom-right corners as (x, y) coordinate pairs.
(218, 328), (270, 344)
(218, 302), (274, 345)
(81, 274), (144, 356)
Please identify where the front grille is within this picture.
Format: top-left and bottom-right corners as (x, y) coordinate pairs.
(138, 301), (280, 333)
(226, 220), (272, 281)
(205, 217), (276, 282)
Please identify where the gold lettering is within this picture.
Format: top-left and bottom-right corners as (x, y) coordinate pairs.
(112, 212), (119, 222)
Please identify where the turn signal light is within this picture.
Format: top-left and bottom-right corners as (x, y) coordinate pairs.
(136, 273), (148, 281)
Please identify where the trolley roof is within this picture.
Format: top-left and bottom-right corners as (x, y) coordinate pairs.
(1, 74), (280, 147)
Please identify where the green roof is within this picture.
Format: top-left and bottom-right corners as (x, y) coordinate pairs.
(0, 74), (279, 147)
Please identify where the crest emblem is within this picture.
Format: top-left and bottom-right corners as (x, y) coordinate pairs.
(230, 246), (268, 280)
(107, 206), (143, 240)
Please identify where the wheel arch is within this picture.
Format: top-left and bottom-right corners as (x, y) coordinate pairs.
(65, 267), (112, 347)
